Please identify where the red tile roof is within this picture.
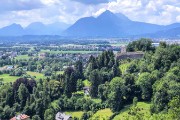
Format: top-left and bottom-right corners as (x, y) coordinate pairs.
(10, 114), (30, 120)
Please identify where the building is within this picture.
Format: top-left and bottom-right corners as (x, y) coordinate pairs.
(120, 46), (126, 53)
(39, 53), (46, 58)
(10, 114), (30, 120)
(56, 112), (72, 120)
(116, 51), (144, 60)
(6, 65), (14, 70)
(83, 86), (90, 95)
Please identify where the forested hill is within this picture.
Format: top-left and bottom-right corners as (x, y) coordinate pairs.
(0, 39), (180, 119)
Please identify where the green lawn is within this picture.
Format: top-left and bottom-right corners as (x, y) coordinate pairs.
(83, 79), (91, 87)
(40, 50), (100, 54)
(92, 98), (101, 103)
(0, 74), (19, 83)
(26, 71), (44, 80)
(15, 55), (30, 60)
(65, 111), (84, 119)
(113, 102), (151, 120)
(56, 71), (64, 75)
(90, 108), (113, 120)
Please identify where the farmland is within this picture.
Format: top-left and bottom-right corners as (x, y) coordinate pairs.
(0, 74), (20, 83)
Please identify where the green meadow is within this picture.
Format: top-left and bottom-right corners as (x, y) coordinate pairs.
(26, 71), (44, 80)
(0, 74), (19, 83)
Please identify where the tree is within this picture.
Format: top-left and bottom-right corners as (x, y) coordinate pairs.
(18, 83), (29, 109)
(112, 60), (121, 77)
(126, 38), (154, 52)
(133, 97), (138, 107)
(90, 70), (100, 98)
(35, 99), (44, 119)
(108, 77), (124, 112)
(49, 80), (62, 100)
(168, 97), (180, 119)
(136, 72), (155, 100)
(5, 86), (14, 107)
(75, 60), (84, 79)
(44, 108), (55, 120)
(98, 83), (109, 102)
(76, 79), (84, 91)
(32, 115), (41, 120)
(64, 67), (77, 98)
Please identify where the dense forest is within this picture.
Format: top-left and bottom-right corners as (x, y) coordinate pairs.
(0, 39), (180, 120)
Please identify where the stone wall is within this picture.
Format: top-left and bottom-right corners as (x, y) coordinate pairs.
(116, 52), (144, 60)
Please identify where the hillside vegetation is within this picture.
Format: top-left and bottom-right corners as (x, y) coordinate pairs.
(0, 39), (180, 120)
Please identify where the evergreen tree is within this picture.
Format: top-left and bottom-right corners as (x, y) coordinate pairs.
(75, 60), (84, 79)
(18, 83), (29, 109)
(90, 70), (100, 98)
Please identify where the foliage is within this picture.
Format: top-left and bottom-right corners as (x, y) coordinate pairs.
(126, 38), (155, 52)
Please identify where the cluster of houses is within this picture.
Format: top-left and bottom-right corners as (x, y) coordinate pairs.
(10, 113), (72, 120)
(0, 51), (17, 58)
(39, 52), (99, 63)
(48, 44), (120, 52)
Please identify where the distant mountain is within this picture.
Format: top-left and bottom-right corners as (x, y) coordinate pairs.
(0, 23), (24, 36)
(0, 22), (70, 36)
(64, 10), (180, 38)
(0, 11), (180, 38)
(25, 22), (48, 35)
(25, 22), (70, 35)
(165, 23), (180, 30)
(143, 27), (180, 38)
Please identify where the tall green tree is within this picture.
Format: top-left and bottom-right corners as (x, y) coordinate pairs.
(90, 70), (100, 98)
(108, 77), (124, 112)
(18, 83), (29, 109)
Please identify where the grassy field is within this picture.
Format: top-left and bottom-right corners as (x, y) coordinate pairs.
(15, 55), (30, 60)
(92, 98), (101, 103)
(56, 71), (64, 75)
(26, 71), (44, 79)
(65, 111), (84, 119)
(113, 102), (151, 120)
(40, 50), (100, 54)
(90, 108), (113, 120)
(0, 74), (19, 83)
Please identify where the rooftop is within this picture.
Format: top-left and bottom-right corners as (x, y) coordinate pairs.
(10, 114), (30, 120)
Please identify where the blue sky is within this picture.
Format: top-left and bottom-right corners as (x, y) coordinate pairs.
(0, 0), (180, 28)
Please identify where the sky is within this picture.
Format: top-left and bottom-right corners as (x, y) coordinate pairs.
(0, 0), (180, 28)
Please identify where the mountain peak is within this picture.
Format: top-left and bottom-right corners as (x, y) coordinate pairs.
(9, 23), (22, 28)
(98, 10), (115, 18)
(103, 10), (113, 14)
(98, 10), (130, 22)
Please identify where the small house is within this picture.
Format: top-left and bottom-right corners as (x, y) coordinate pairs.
(56, 112), (72, 120)
(10, 114), (30, 120)
(120, 46), (126, 53)
(83, 86), (90, 95)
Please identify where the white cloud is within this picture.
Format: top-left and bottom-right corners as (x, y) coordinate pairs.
(103, 0), (180, 25)
(0, 0), (43, 12)
(0, 0), (180, 28)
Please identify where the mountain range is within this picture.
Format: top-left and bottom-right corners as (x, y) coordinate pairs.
(0, 10), (180, 38)
(64, 10), (180, 38)
(0, 22), (70, 36)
